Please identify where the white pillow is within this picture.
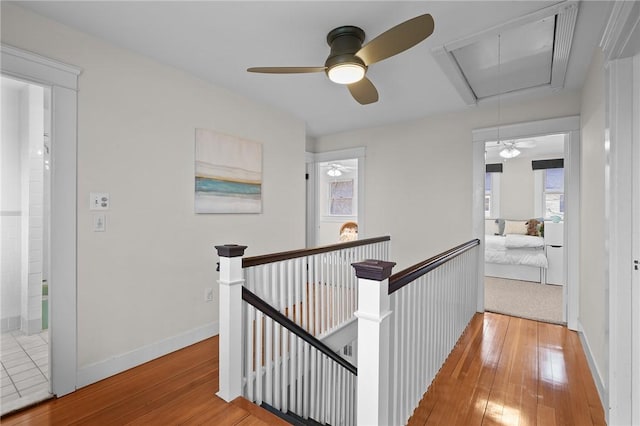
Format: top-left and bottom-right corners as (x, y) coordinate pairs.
(504, 220), (527, 235)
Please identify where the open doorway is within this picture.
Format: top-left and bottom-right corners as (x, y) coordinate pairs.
(306, 148), (365, 248)
(483, 133), (566, 324)
(1, 75), (52, 413)
(315, 159), (359, 246)
(472, 116), (580, 329)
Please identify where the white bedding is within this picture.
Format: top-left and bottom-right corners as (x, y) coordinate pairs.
(485, 234), (548, 268)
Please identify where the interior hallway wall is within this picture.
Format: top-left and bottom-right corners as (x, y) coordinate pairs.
(578, 48), (607, 391)
(1, 3), (307, 382)
(314, 92), (581, 271)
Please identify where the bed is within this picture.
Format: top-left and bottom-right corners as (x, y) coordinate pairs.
(485, 219), (547, 283)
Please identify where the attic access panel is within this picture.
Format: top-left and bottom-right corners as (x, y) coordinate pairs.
(433, 2), (579, 105)
(451, 17), (554, 99)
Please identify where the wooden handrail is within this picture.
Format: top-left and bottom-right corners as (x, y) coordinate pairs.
(388, 239), (480, 294)
(242, 287), (358, 376)
(242, 236), (391, 268)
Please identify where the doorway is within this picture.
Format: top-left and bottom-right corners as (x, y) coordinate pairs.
(1, 75), (52, 413)
(306, 148), (365, 247)
(2, 44), (80, 403)
(483, 133), (566, 324)
(472, 116), (581, 329)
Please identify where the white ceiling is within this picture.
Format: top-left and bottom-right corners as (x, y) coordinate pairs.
(13, 1), (612, 137)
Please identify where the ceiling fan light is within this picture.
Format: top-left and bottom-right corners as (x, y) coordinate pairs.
(327, 168), (343, 177)
(327, 63), (365, 84)
(499, 147), (521, 159)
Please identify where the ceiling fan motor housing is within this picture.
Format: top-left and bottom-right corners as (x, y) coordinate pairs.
(325, 26), (367, 72)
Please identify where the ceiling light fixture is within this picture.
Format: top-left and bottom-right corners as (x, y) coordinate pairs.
(499, 147), (521, 159)
(327, 62), (366, 85)
(327, 168), (343, 177)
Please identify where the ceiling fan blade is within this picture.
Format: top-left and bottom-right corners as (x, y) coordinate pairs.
(348, 77), (379, 105)
(247, 66), (326, 74)
(356, 14), (434, 66)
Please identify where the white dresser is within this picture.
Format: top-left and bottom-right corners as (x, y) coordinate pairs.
(544, 221), (564, 286)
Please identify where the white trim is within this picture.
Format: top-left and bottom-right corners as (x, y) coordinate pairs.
(564, 130), (580, 329)
(577, 320), (607, 408)
(2, 45), (80, 397)
(472, 139), (486, 312)
(550, 3), (578, 89)
(632, 51), (640, 426)
(472, 116), (580, 328)
(606, 57), (635, 426)
(1, 44), (80, 90)
(600, 1), (640, 62)
(307, 148), (366, 244)
(312, 147), (366, 163)
(434, 2), (579, 105)
(473, 116), (580, 143)
(77, 322), (219, 388)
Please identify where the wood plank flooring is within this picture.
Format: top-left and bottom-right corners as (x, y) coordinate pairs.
(0, 336), (288, 425)
(408, 312), (606, 426)
(2, 312), (605, 426)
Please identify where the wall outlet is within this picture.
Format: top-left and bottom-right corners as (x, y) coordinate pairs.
(204, 287), (214, 302)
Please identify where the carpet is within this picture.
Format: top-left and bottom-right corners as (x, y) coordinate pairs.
(484, 276), (564, 324)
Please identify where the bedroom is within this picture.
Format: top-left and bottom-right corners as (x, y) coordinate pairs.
(483, 133), (567, 323)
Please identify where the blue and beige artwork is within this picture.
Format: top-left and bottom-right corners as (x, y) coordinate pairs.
(195, 129), (262, 213)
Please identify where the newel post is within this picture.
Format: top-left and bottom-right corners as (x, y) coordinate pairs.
(215, 244), (247, 402)
(352, 259), (396, 426)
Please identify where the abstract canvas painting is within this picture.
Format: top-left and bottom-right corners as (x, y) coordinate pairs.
(195, 128), (262, 213)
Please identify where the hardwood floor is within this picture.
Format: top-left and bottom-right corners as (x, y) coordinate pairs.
(2, 312), (605, 426)
(0, 337), (288, 425)
(408, 312), (606, 426)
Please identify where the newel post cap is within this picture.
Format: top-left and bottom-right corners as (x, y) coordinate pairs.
(215, 244), (248, 257)
(352, 259), (396, 281)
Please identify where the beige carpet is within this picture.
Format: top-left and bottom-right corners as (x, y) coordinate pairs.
(484, 277), (564, 324)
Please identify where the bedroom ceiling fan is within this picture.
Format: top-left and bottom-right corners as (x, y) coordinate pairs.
(247, 14), (435, 105)
(323, 163), (354, 177)
(487, 139), (537, 159)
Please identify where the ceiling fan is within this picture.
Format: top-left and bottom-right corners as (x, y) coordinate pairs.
(487, 139), (537, 159)
(323, 163), (354, 177)
(247, 14), (435, 105)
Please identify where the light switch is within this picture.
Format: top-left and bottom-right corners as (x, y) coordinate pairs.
(93, 214), (106, 232)
(90, 192), (110, 210)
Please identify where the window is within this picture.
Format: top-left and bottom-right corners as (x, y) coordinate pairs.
(329, 180), (354, 216)
(544, 168), (564, 217)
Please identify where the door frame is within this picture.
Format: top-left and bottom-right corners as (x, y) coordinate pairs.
(1, 44), (80, 396)
(472, 116), (581, 328)
(306, 147), (366, 247)
(600, 2), (640, 424)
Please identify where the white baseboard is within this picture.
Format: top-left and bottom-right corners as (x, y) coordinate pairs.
(577, 320), (607, 410)
(77, 321), (219, 388)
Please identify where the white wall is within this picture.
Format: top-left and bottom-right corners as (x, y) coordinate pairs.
(1, 82), (23, 331)
(496, 154), (565, 220)
(315, 92), (581, 271)
(2, 3), (306, 374)
(579, 49), (608, 391)
(499, 157), (535, 219)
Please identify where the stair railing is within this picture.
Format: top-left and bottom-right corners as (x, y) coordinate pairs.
(352, 239), (480, 425)
(217, 237), (480, 426)
(216, 237), (390, 425)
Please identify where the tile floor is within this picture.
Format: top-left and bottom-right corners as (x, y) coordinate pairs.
(1, 330), (51, 416)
